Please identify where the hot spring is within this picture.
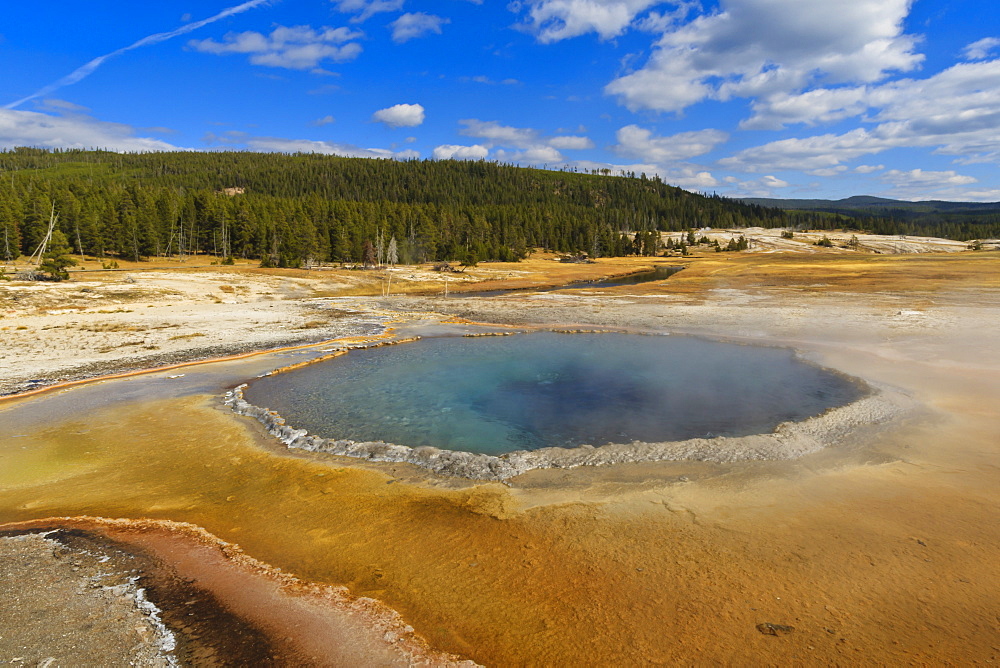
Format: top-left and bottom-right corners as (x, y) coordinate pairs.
(242, 333), (864, 457)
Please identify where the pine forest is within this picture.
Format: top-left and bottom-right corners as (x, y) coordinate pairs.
(0, 147), (940, 267)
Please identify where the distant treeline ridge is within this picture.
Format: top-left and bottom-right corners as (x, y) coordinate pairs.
(0, 148), (975, 266)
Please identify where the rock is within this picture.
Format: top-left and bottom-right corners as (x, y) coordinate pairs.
(756, 623), (795, 636)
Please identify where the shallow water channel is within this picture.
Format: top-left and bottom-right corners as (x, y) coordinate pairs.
(457, 265), (684, 298)
(244, 333), (862, 456)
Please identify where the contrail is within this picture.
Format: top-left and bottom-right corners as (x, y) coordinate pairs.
(5, 0), (270, 110)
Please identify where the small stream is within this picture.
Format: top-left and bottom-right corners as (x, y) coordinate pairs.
(453, 265), (684, 298)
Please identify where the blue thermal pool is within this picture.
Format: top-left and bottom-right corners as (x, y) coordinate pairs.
(242, 333), (863, 456)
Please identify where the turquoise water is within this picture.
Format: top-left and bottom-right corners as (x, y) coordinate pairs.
(243, 333), (862, 456)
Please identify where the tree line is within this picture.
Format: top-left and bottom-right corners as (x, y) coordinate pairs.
(1, 147), (858, 267)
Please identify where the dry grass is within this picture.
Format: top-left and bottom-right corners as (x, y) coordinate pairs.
(168, 332), (206, 341)
(2, 245), (995, 316)
(647, 250), (1000, 297)
(96, 340), (151, 353)
(81, 323), (148, 333)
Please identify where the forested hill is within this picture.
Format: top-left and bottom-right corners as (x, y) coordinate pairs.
(739, 196), (1000, 241)
(2, 148), (836, 266)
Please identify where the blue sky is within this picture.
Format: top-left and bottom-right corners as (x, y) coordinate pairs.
(2, 0), (999, 200)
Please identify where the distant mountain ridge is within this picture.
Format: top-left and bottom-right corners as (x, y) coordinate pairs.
(735, 195), (1000, 241)
(738, 195), (1000, 214)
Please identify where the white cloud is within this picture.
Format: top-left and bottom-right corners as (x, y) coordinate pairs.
(935, 187), (1000, 202)
(189, 25), (363, 70)
(547, 135), (594, 150)
(723, 59), (1000, 172)
(203, 130), (249, 144)
(38, 99), (90, 113)
(498, 145), (565, 163)
(390, 13), (450, 43)
(720, 128), (884, 172)
(311, 115), (336, 126)
(333, 0), (405, 23)
(606, 0), (922, 115)
(457, 118), (594, 161)
(854, 164), (884, 173)
(459, 119), (538, 146)
(571, 159), (721, 190)
(880, 168), (976, 187)
(372, 103), (425, 128)
(572, 159), (655, 174)
(871, 60), (1000, 153)
(673, 168), (721, 190)
(963, 37), (1000, 61)
(876, 168), (983, 201)
(807, 166), (848, 177)
(634, 4), (697, 33)
(433, 144), (489, 160)
(721, 175), (792, 198)
(242, 135), (419, 159)
(613, 125), (728, 162)
(734, 38), (1000, 133)
(0, 108), (179, 152)
(461, 75), (521, 85)
(741, 86), (870, 130)
(512, 0), (662, 43)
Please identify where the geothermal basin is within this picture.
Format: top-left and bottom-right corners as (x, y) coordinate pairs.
(242, 333), (864, 457)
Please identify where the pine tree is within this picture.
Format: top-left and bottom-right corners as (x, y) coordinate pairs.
(20, 194), (51, 256)
(0, 199), (20, 261)
(39, 229), (77, 281)
(461, 247), (479, 269)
